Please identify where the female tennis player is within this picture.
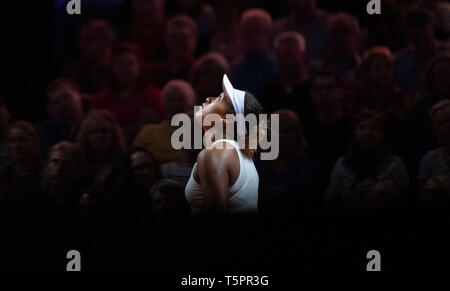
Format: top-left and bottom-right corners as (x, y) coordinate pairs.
(185, 74), (266, 214)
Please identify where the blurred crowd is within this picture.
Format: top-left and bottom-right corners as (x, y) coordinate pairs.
(0, 0), (450, 270)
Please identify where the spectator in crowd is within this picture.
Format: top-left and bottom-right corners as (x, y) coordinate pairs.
(169, 0), (215, 56)
(209, 0), (242, 62)
(76, 110), (131, 217)
(64, 19), (115, 94)
(130, 146), (161, 196)
(148, 15), (198, 88)
(419, 100), (450, 205)
(147, 178), (192, 271)
(41, 141), (89, 218)
(91, 43), (163, 142)
(405, 51), (450, 179)
(130, 0), (166, 62)
(0, 121), (43, 208)
(306, 70), (352, 196)
(274, 0), (330, 61)
(150, 178), (191, 218)
(394, 10), (448, 94)
(190, 52), (230, 105)
(0, 121), (43, 270)
(129, 146), (161, 220)
(325, 110), (409, 210)
(257, 110), (318, 215)
(321, 12), (361, 83)
(36, 78), (84, 155)
(259, 31), (312, 123)
(354, 47), (411, 117)
(351, 46), (412, 154)
(134, 79), (196, 165)
(76, 111), (135, 270)
(231, 8), (277, 96)
(0, 98), (10, 169)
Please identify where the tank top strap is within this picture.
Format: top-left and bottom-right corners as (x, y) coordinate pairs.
(211, 139), (242, 155)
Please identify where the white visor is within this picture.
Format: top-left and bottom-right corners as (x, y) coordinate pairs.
(222, 74), (247, 137)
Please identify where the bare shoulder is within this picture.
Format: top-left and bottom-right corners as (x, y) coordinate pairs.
(197, 142), (239, 167)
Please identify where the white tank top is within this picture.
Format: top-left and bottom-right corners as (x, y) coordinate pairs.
(185, 139), (259, 214)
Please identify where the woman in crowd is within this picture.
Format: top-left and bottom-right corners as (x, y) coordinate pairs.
(325, 110), (410, 210)
(91, 43), (163, 142)
(0, 121), (43, 208)
(0, 121), (43, 270)
(419, 100), (450, 207)
(76, 110), (134, 270)
(76, 110), (133, 221)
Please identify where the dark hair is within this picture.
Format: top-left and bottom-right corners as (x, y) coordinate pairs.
(130, 146), (162, 180)
(242, 92), (267, 158)
(48, 141), (87, 177)
(47, 78), (81, 96)
(7, 120), (42, 164)
(405, 10), (434, 30)
(359, 46), (393, 78)
(77, 110), (127, 163)
(345, 110), (391, 175)
(149, 179), (191, 215)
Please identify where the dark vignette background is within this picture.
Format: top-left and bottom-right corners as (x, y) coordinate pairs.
(0, 0), (449, 273)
